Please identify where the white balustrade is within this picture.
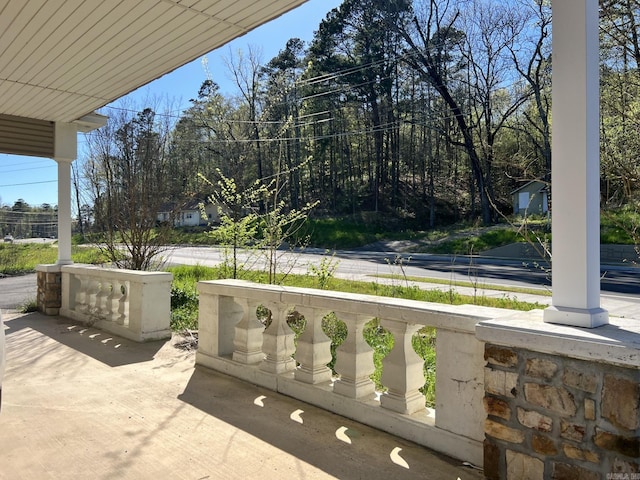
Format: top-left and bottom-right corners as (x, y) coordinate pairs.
(60, 264), (172, 342)
(380, 319), (425, 414)
(260, 302), (296, 374)
(196, 279), (512, 467)
(232, 298), (265, 364)
(294, 307), (332, 384)
(333, 312), (376, 399)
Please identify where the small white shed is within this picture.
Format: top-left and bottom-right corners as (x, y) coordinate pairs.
(511, 180), (549, 216)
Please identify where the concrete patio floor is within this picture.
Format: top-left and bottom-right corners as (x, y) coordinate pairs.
(0, 311), (483, 480)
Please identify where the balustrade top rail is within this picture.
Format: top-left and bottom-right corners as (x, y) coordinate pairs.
(198, 278), (509, 333)
(61, 264), (172, 283)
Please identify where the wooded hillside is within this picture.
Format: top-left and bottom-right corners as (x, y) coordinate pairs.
(81, 0), (640, 230)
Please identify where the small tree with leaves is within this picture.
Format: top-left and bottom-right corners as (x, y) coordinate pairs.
(259, 180), (318, 284)
(201, 170), (267, 279)
(203, 168), (317, 283)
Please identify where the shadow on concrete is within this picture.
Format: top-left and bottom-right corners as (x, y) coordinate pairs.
(178, 366), (484, 480)
(4, 311), (165, 368)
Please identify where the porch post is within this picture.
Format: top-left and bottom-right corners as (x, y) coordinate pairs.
(544, 0), (608, 327)
(54, 122), (77, 265)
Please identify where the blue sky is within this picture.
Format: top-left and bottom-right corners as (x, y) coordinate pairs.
(0, 0), (342, 209)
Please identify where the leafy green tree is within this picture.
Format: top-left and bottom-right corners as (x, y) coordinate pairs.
(308, 0), (409, 212)
(600, 1), (640, 205)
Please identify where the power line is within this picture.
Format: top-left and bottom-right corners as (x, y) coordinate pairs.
(0, 158), (52, 169)
(94, 39), (458, 123)
(0, 165), (56, 174)
(0, 221), (58, 226)
(1, 211), (57, 216)
(0, 180), (56, 187)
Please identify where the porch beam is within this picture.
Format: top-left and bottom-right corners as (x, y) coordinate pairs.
(544, 0), (608, 327)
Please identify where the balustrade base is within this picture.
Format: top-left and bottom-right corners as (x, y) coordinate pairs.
(294, 367), (332, 385)
(60, 307), (171, 342)
(380, 391), (426, 415)
(232, 351), (264, 364)
(260, 358), (296, 374)
(333, 377), (376, 400)
(195, 351), (483, 467)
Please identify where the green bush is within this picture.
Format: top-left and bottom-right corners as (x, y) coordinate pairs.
(428, 228), (522, 254)
(170, 283), (199, 331)
(601, 207), (639, 244)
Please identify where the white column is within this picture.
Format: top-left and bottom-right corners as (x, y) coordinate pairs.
(54, 122), (77, 266)
(56, 159), (73, 265)
(544, 0), (608, 328)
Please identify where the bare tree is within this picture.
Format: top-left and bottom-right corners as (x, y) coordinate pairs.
(392, 0), (530, 223)
(225, 46), (267, 196)
(82, 103), (176, 270)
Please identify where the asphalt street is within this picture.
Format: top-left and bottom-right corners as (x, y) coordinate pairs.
(0, 273), (37, 310)
(0, 246), (637, 312)
(162, 246), (639, 296)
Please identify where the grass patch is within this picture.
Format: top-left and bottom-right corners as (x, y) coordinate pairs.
(299, 217), (379, 249)
(0, 243), (108, 275)
(372, 274), (551, 296)
(297, 214), (432, 249)
(0, 243), (57, 274)
(18, 298), (38, 313)
(167, 265), (221, 331)
(425, 228), (523, 255)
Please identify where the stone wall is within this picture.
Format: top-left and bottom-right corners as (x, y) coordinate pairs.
(36, 264), (61, 316)
(483, 344), (639, 479)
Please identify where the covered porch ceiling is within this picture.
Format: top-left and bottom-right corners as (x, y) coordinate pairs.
(0, 0), (308, 124)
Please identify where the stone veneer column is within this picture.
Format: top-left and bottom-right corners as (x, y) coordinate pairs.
(477, 312), (639, 479)
(36, 264), (62, 315)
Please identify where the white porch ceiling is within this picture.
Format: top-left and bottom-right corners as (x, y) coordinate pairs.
(0, 0), (308, 124)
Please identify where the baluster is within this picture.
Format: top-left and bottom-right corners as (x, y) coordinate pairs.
(75, 275), (89, 313)
(86, 278), (100, 315)
(260, 302), (296, 374)
(294, 307), (332, 384)
(379, 319), (425, 414)
(117, 281), (129, 326)
(105, 280), (118, 323)
(233, 299), (265, 364)
(333, 313), (375, 399)
(95, 281), (109, 317)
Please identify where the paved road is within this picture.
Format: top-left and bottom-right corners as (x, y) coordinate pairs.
(0, 246), (636, 312)
(0, 273), (37, 310)
(162, 245), (639, 297)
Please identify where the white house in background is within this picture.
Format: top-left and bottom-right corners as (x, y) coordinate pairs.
(511, 180), (549, 216)
(157, 199), (221, 227)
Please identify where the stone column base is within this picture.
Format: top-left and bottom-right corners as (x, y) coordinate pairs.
(477, 311), (640, 479)
(36, 264), (62, 316)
